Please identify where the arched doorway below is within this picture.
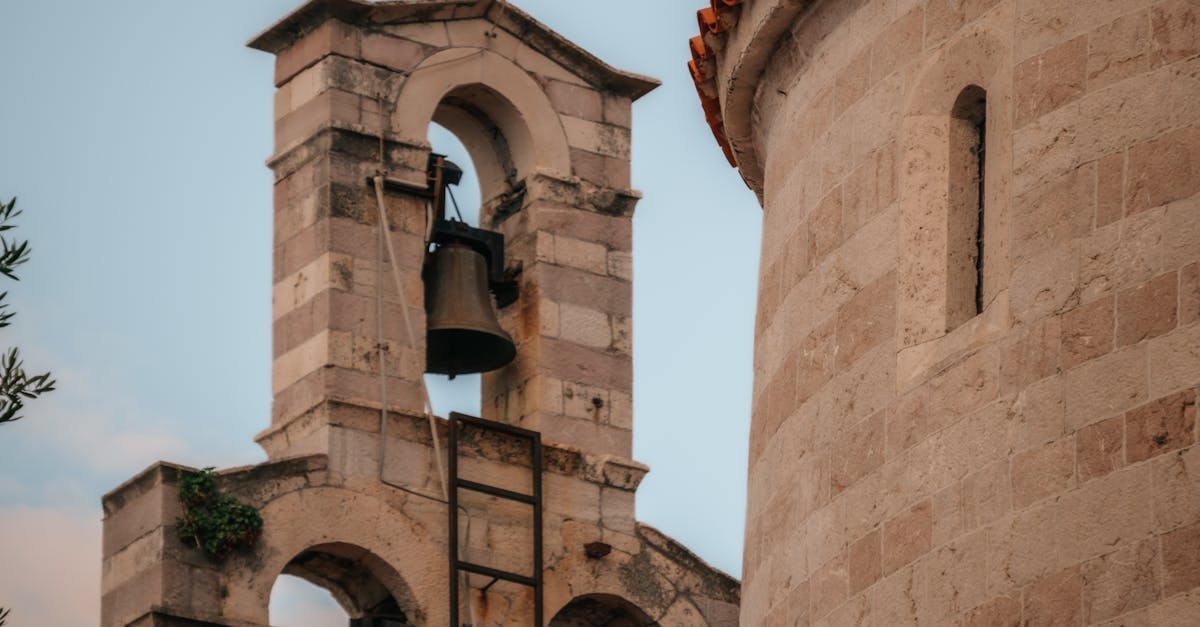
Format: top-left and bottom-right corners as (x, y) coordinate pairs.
(549, 594), (659, 627)
(268, 542), (417, 626)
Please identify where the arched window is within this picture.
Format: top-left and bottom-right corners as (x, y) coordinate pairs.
(947, 85), (987, 328)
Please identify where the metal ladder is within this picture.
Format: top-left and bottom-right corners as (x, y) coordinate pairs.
(448, 412), (544, 626)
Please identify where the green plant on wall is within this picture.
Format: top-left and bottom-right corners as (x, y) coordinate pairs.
(176, 467), (263, 561)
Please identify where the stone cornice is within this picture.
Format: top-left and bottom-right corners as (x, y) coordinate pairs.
(248, 0), (659, 100)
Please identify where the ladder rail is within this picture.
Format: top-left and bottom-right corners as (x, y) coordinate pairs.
(448, 412), (544, 626)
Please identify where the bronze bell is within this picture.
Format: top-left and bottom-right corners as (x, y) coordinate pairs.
(424, 242), (516, 376)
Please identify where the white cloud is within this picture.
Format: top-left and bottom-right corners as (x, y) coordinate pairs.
(0, 505), (100, 627)
(8, 344), (190, 479)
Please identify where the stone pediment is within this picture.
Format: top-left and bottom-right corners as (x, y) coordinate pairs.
(248, 0), (659, 99)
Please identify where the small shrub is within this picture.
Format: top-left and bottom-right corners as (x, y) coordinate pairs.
(176, 468), (262, 561)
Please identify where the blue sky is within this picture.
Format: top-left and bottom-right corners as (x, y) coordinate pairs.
(0, 1), (761, 623)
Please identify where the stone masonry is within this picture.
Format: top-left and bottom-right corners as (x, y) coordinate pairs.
(703, 0), (1200, 625)
(100, 1), (739, 625)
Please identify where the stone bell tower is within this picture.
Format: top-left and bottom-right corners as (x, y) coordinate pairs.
(99, 1), (739, 626)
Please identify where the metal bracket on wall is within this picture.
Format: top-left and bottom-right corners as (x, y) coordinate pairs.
(448, 412), (544, 626)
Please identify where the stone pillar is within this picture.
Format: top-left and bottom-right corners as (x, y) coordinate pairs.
(482, 169), (640, 458)
(256, 19), (433, 460)
(100, 464), (236, 627)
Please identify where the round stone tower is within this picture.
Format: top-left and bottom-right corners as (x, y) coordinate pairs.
(694, 0), (1200, 624)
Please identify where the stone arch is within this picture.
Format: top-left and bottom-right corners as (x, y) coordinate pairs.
(279, 542), (414, 621)
(221, 486), (447, 626)
(393, 47), (573, 201)
(896, 24), (1014, 384)
(548, 593), (658, 626)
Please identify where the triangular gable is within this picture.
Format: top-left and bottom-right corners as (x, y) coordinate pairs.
(248, 0), (659, 100)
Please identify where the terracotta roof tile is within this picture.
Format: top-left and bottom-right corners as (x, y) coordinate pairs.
(688, 0), (745, 167)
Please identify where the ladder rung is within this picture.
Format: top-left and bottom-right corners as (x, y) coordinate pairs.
(457, 479), (536, 504)
(457, 561), (536, 587)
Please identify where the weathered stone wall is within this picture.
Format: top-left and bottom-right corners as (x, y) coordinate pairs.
(721, 0), (1200, 624)
(100, 414), (739, 626)
(258, 2), (649, 460)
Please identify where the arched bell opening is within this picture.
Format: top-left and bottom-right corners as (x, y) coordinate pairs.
(430, 83), (528, 220)
(413, 81), (536, 401)
(548, 594), (659, 627)
(267, 542), (418, 626)
(424, 121), (486, 417)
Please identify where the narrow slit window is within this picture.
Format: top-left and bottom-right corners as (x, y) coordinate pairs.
(947, 85), (987, 328)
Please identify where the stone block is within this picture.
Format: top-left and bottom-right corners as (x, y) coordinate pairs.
(920, 529), (989, 625)
(535, 264), (631, 316)
(1077, 208), (1164, 304)
(830, 411), (885, 496)
(810, 553), (848, 620)
(1010, 245), (1079, 326)
(545, 79), (603, 121)
(869, 7), (922, 84)
(866, 563), (919, 626)
(1064, 344), (1148, 430)
(1096, 151), (1126, 227)
(987, 504), (1058, 591)
(962, 459), (1012, 532)
(1080, 538), (1160, 623)
(1077, 415), (1125, 482)
(964, 592), (1020, 627)
(1162, 519), (1200, 595)
(557, 303), (611, 350)
(888, 346), (1000, 456)
(1012, 162), (1095, 267)
(1010, 374), (1068, 451)
(1052, 464), (1155, 566)
(794, 319), (836, 407)
(274, 19), (361, 86)
(807, 186), (844, 264)
(1061, 296), (1114, 369)
(924, 0), (964, 47)
(1022, 566), (1083, 627)
(833, 48), (871, 113)
(1126, 125), (1200, 214)
(1181, 263), (1200, 326)
(274, 88), (362, 152)
(1151, 0), (1200, 69)
(835, 272), (895, 369)
(1125, 389), (1196, 463)
(882, 499), (932, 575)
(599, 487), (635, 534)
(1001, 314), (1061, 393)
(842, 141), (897, 235)
(554, 234), (608, 275)
(607, 251), (633, 281)
(1015, 35), (1087, 128)
(1152, 445), (1200, 530)
(1148, 321), (1200, 398)
(560, 116), (630, 159)
(847, 529), (881, 595)
(531, 207), (632, 251)
(1011, 437), (1076, 508)
(1088, 10), (1151, 90)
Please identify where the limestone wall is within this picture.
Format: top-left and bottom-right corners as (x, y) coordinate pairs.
(100, 410), (740, 626)
(721, 0), (1200, 624)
